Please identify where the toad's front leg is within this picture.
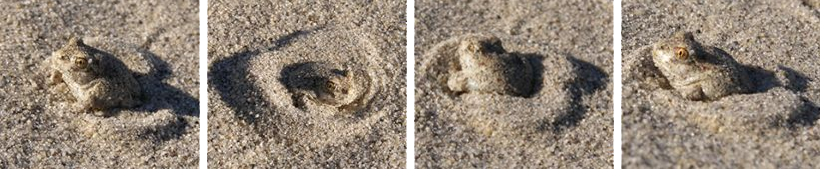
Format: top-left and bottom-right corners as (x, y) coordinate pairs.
(47, 69), (63, 86)
(678, 84), (706, 101)
(75, 80), (111, 116)
(447, 72), (469, 93)
(71, 97), (93, 114)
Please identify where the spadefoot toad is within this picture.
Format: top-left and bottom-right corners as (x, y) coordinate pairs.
(282, 62), (370, 111)
(46, 37), (142, 115)
(447, 34), (534, 96)
(651, 32), (750, 100)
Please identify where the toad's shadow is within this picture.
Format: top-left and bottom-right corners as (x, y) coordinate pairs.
(209, 28), (319, 125)
(131, 50), (200, 117)
(712, 48), (811, 94)
(517, 53), (545, 98)
(86, 48), (198, 142)
(90, 48), (198, 117)
(542, 54), (608, 133)
(703, 48), (817, 127)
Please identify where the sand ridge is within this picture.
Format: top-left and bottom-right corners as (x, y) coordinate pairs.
(207, 0), (405, 167)
(208, 28), (404, 167)
(246, 27), (390, 146)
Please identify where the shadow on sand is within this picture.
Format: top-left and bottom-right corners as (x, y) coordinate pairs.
(208, 27), (321, 126)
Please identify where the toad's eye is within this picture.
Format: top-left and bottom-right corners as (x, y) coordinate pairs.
(326, 80), (337, 90)
(674, 47), (689, 60)
(75, 58), (87, 67)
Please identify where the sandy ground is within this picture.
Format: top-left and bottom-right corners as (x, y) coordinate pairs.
(207, 0), (405, 168)
(0, 0), (199, 168)
(623, 0), (820, 168)
(415, 0), (613, 168)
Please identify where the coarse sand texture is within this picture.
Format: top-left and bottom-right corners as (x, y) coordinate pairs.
(416, 0), (613, 168)
(207, 0), (405, 168)
(623, 0), (820, 168)
(0, 1), (199, 168)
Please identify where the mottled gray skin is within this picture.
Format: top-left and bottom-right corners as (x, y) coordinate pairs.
(651, 32), (750, 101)
(284, 62), (370, 111)
(46, 37), (141, 115)
(447, 34), (533, 96)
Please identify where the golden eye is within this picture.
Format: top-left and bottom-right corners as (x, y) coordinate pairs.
(674, 47), (689, 60)
(75, 59), (86, 66)
(326, 80), (336, 90)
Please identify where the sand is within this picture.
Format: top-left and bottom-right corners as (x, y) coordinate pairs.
(623, 0), (820, 168)
(415, 0), (613, 168)
(0, 0), (199, 168)
(207, 0), (405, 167)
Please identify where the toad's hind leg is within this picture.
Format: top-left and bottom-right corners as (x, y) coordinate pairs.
(71, 96), (94, 113)
(700, 77), (742, 100)
(678, 84), (706, 101)
(120, 96), (141, 108)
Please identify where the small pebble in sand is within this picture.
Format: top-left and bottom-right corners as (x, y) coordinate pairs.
(651, 31), (750, 101)
(282, 62), (370, 112)
(447, 34), (534, 96)
(45, 37), (142, 115)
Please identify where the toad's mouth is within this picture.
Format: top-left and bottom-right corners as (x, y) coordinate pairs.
(675, 74), (707, 87)
(70, 64), (91, 71)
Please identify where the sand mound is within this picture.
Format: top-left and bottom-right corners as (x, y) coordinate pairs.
(418, 34), (577, 136)
(243, 28), (391, 147)
(1, 36), (197, 168)
(623, 0), (820, 167)
(625, 39), (818, 132)
(208, 26), (404, 167)
(415, 1), (612, 168)
(416, 34), (608, 167)
(0, 1), (198, 168)
(207, 0), (405, 167)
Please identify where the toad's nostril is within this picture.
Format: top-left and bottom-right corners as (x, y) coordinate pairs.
(75, 59), (86, 65)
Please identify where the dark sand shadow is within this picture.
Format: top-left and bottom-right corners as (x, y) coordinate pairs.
(709, 48), (818, 128)
(279, 62), (317, 109)
(778, 65), (812, 92)
(741, 63), (812, 93)
(517, 53), (545, 98)
(132, 49), (198, 142)
(787, 98), (820, 128)
(209, 27), (320, 125)
(134, 49), (200, 116)
(711, 47), (780, 93)
(85, 47), (198, 142)
(743, 65), (780, 93)
(714, 49), (812, 93)
(549, 55), (608, 133)
(777, 66), (818, 128)
(90, 48), (199, 117)
(137, 115), (188, 143)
